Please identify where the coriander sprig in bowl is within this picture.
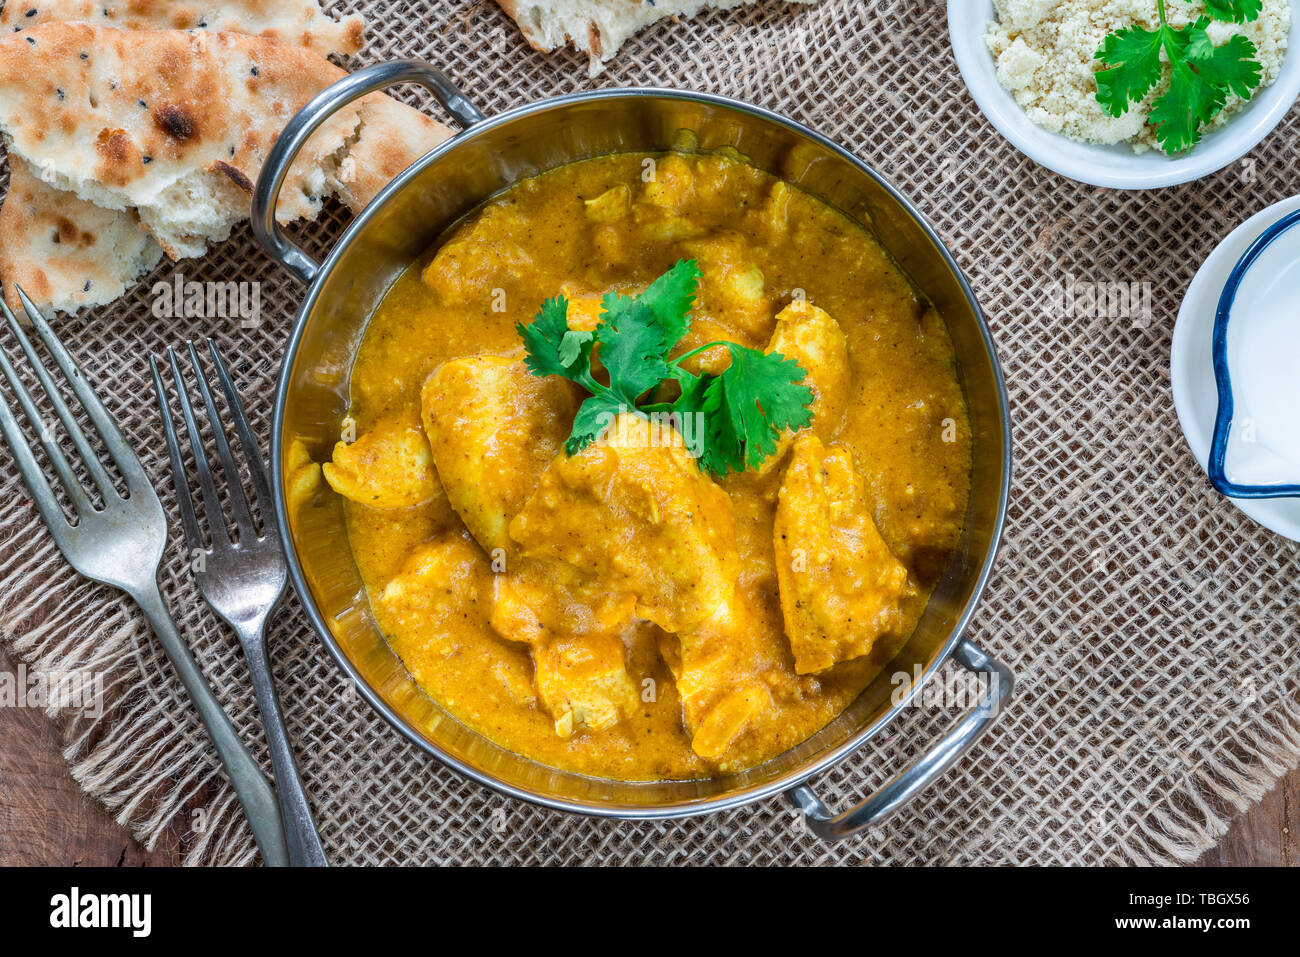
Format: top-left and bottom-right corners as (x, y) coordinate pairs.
(948, 0), (1300, 189)
(1096, 0), (1266, 154)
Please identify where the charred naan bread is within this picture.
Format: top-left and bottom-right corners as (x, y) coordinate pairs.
(0, 0), (365, 56)
(0, 23), (359, 259)
(0, 10), (451, 315)
(0, 156), (162, 315)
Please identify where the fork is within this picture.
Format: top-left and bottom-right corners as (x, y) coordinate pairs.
(0, 288), (288, 866)
(151, 339), (327, 867)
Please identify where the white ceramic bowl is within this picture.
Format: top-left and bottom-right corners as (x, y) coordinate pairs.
(948, 0), (1300, 189)
(1171, 195), (1300, 541)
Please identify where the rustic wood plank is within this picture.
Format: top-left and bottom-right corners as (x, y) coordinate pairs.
(1197, 771), (1297, 867)
(0, 645), (179, 866)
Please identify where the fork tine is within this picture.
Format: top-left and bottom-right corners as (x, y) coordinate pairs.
(14, 286), (152, 493)
(149, 355), (205, 552)
(165, 345), (229, 546)
(1, 297), (118, 502)
(185, 340), (256, 540)
(0, 370), (73, 533)
(0, 316), (94, 517)
(205, 339), (276, 534)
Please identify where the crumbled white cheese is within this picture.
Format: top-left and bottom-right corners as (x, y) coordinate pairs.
(985, 0), (1291, 153)
(997, 37), (1045, 90)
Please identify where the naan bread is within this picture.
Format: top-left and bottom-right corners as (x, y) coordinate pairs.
(496, 0), (823, 77)
(330, 93), (453, 214)
(0, 155), (162, 315)
(0, 0), (364, 57)
(0, 23), (360, 259)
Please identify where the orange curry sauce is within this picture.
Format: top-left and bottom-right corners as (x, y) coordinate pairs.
(324, 150), (971, 781)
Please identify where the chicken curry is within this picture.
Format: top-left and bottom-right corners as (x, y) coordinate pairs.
(320, 149), (971, 780)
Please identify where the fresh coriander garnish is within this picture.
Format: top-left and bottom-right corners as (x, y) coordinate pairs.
(1094, 0), (1264, 154)
(517, 259), (815, 476)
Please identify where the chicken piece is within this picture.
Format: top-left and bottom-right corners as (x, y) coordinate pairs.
(682, 230), (773, 339)
(774, 434), (913, 675)
(657, 588), (777, 762)
(284, 436), (323, 514)
(759, 180), (793, 236)
(375, 532), (493, 639)
(510, 414), (741, 634)
(379, 535), (635, 735)
(582, 184), (635, 265)
(641, 152), (696, 211)
(690, 682), (773, 761)
(768, 300), (850, 437)
(490, 559), (639, 737)
(532, 634), (638, 738)
(635, 153), (708, 243)
(374, 533), (538, 709)
(421, 356), (581, 555)
(583, 184), (631, 223)
(421, 207), (534, 306)
(758, 300), (851, 474)
(322, 419), (438, 509)
(491, 559), (637, 645)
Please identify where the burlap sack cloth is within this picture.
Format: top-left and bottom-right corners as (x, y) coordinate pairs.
(2, 0), (1298, 865)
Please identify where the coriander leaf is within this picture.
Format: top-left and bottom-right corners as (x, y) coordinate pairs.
(1181, 19), (1215, 61)
(558, 329), (594, 369)
(1150, 57), (1226, 152)
(566, 393), (627, 456)
(709, 345), (815, 473)
(596, 300), (671, 405)
(665, 368), (734, 473)
(598, 258), (701, 352)
(1195, 33), (1263, 98)
(1095, 24), (1165, 118)
(639, 259), (702, 349)
(664, 364), (708, 423)
(519, 262), (815, 477)
(698, 375), (747, 476)
(518, 296), (580, 379)
(1199, 0), (1263, 24)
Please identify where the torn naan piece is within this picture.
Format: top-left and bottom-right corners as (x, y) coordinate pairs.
(0, 23), (360, 259)
(0, 0), (365, 57)
(330, 93), (453, 214)
(496, 0), (823, 78)
(0, 155), (162, 315)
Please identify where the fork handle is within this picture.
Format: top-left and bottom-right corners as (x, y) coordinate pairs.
(131, 583), (289, 867)
(244, 631), (329, 867)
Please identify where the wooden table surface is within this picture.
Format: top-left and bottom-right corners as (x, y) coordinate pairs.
(0, 637), (1294, 867)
